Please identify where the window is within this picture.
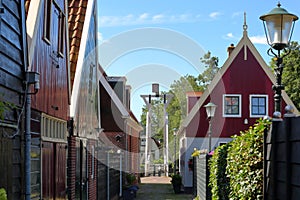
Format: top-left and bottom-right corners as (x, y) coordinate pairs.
(250, 95), (268, 117)
(223, 94), (241, 117)
(43, 0), (52, 43)
(58, 11), (65, 57)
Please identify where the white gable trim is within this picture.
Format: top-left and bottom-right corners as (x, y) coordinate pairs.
(181, 33), (299, 129)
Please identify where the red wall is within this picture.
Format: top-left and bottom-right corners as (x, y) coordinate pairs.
(30, 0), (69, 120)
(187, 47), (286, 138)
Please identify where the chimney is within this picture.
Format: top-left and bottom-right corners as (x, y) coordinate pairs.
(227, 43), (235, 57)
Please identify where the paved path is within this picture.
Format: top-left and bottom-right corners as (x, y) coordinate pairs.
(134, 176), (194, 200)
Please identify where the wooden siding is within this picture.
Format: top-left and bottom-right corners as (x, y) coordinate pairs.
(30, 0), (69, 120)
(42, 141), (67, 199)
(0, 0), (26, 199)
(187, 47), (283, 138)
(70, 2), (99, 139)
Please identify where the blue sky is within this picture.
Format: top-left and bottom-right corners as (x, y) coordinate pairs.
(98, 0), (300, 120)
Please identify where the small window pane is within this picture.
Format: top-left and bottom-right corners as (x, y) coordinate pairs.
(251, 96), (266, 116)
(259, 98), (265, 105)
(224, 95), (240, 115)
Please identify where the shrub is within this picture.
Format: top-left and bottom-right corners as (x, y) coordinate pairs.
(0, 188), (7, 200)
(208, 119), (270, 200)
(209, 143), (230, 200)
(226, 119), (270, 199)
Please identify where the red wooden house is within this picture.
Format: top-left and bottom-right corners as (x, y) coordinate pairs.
(178, 25), (299, 190)
(26, 0), (70, 199)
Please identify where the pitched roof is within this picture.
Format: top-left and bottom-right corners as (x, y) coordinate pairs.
(68, 0), (88, 92)
(181, 28), (299, 130)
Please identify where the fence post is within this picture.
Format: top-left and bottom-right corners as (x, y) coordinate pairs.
(283, 106), (295, 200)
(270, 114), (283, 199)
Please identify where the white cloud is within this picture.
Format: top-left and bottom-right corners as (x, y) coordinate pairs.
(249, 35), (267, 44)
(99, 13), (203, 27)
(152, 14), (164, 22)
(209, 12), (221, 19)
(139, 13), (149, 20)
(232, 12), (242, 18)
(227, 33), (234, 38)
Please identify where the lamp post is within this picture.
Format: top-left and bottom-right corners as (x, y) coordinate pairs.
(204, 102), (217, 152)
(260, 3), (298, 113)
(173, 128), (177, 174)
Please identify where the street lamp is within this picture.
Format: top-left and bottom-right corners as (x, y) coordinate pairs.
(204, 102), (217, 152)
(260, 3), (298, 113)
(173, 128), (178, 174)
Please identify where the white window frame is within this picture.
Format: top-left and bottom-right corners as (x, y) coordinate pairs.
(223, 94), (242, 117)
(249, 94), (268, 118)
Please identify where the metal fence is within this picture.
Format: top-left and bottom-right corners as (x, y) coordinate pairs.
(193, 154), (212, 200)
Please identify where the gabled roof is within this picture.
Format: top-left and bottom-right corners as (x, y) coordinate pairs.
(98, 64), (143, 133)
(181, 28), (298, 130)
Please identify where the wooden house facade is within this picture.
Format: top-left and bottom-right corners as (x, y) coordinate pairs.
(0, 0), (28, 199)
(68, 0), (100, 199)
(178, 25), (299, 190)
(68, 0), (142, 199)
(26, 0), (70, 199)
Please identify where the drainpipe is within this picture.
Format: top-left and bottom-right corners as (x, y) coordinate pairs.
(19, 0), (31, 199)
(25, 89), (31, 200)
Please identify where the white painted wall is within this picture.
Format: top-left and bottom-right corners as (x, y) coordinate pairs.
(180, 137), (233, 188)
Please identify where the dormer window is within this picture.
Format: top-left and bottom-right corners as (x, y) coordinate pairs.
(223, 94), (241, 117)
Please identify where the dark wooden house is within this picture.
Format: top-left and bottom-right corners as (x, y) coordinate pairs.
(0, 0), (28, 199)
(25, 0), (70, 198)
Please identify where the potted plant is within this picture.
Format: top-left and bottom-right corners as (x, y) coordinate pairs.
(170, 173), (182, 194)
(123, 173), (139, 200)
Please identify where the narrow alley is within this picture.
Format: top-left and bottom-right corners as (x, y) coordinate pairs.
(134, 176), (194, 200)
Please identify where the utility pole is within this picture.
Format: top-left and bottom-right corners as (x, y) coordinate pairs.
(141, 84), (173, 177)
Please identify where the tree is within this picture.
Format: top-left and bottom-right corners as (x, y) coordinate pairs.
(139, 51), (219, 163)
(198, 51), (219, 88)
(282, 41), (300, 111)
(167, 51), (219, 132)
(270, 41), (300, 111)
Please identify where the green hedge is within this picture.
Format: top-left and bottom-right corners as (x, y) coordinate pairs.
(209, 119), (270, 200)
(209, 144), (230, 200)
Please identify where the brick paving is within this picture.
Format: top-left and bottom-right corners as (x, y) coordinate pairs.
(134, 176), (194, 200)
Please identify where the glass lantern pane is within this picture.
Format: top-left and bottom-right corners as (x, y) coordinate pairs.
(265, 15), (282, 44)
(282, 15), (294, 44)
